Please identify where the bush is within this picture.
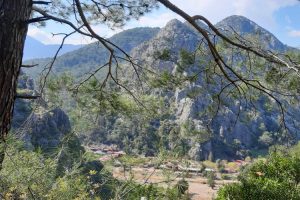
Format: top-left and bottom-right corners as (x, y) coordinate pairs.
(216, 159), (226, 173)
(216, 153), (300, 200)
(207, 171), (216, 189)
(221, 174), (231, 180)
(176, 179), (189, 194)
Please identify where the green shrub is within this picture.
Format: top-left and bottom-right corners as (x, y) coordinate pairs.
(221, 174), (231, 180)
(216, 153), (300, 200)
(176, 179), (189, 194)
(207, 171), (216, 189)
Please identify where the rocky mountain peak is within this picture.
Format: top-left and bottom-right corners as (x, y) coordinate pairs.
(216, 15), (259, 34)
(216, 15), (287, 51)
(165, 18), (183, 28)
(128, 16), (299, 160)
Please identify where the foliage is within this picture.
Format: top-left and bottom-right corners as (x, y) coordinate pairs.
(120, 180), (189, 200)
(216, 152), (300, 200)
(0, 137), (56, 199)
(176, 179), (189, 194)
(55, 133), (85, 177)
(258, 131), (274, 147)
(206, 171), (216, 189)
(0, 137), (106, 199)
(47, 175), (90, 200)
(0, 136), (191, 200)
(290, 142), (300, 156)
(216, 159), (225, 173)
(154, 49), (172, 60)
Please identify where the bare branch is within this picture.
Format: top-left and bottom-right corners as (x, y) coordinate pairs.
(39, 30), (78, 94)
(21, 64), (38, 68)
(32, 1), (51, 5)
(26, 17), (50, 24)
(15, 95), (41, 99)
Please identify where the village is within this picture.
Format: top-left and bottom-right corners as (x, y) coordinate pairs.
(87, 145), (251, 200)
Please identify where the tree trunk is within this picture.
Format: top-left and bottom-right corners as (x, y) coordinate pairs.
(0, 0), (32, 169)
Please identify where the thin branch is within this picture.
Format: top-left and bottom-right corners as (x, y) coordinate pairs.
(39, 30), (78, 94)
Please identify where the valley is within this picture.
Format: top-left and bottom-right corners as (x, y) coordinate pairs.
(88, 148), (242, 199)
(3, 7), (300, 200)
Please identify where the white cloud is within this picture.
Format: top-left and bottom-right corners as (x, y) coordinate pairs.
(288, 30), (300, 37)
(126, 12), (179, 28)
(27, 26), (63, 44)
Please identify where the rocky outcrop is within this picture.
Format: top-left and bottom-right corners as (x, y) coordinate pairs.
(126, 16), (300, 160)
(12, 71), (35, 128)
(28, 108), (71, 150)
(215, 15), (288, 51)
(13, 71), (71, 150)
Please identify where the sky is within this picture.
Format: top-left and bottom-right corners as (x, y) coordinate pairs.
(28, 0), (300, 48)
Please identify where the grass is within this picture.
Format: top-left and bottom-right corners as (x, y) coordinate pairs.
(202, 160), (216, 169)
(226, 162), (240, 171)
(119, 155), (149, 166)
(84, 151), (101, 161)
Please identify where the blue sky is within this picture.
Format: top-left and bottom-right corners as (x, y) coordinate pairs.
(274, 3), (300, 47)
(28, 0), (300, 48)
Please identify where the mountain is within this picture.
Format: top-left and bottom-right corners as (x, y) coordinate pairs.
(84, 16), (300, 160)
(23, 36), (82, 60)
(215, 15), (290, 51)
(24, 27), (160, 78)
(23, 15), (300, 161)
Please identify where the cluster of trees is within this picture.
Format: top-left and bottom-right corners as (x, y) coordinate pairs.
(217, 143), (300, 199)
(0, 135), (189, 200)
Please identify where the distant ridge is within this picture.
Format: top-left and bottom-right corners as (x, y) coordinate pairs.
(23, 36), (82, 60)
(24, 27), (160, 78)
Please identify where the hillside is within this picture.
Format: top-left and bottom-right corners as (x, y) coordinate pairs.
(23, 15), (300, 161)
(215, 15), (291, 51)
(24, 27), (160, 79)
(78, 15), (300, 160)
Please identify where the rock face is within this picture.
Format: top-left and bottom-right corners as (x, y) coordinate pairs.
(28, 108), (71, 149)
(215, 15), (288, 51)
(123, 15), (300, 160)
(12, 71), (35, 128)
(18, 70), (35, 90)
(13, 72), (71, 150)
